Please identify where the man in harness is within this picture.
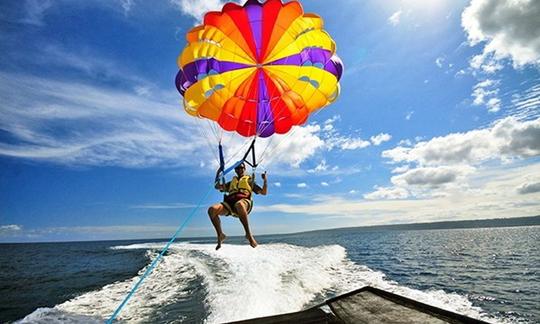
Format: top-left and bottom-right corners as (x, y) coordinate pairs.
(208, 162), (267, 250)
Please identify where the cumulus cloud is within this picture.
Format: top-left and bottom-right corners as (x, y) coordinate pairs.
(273, 182), (281, 187)
(258, 124), (325, 168)
(321, 182), (329, 187)
(462, 0), (540, 69)
(377, 117), (540, 200)
(383, 117), (540, 166)
(258, 164), (540, 226)
(363, 186), (409, 200)
(391, 166), (475, 188)
(517, 181), (540, 194)
(297, 183), (308, 188)
(370, 133), (392, 146)
(388, 10), (402, 26)
(435, 57), (445, 68)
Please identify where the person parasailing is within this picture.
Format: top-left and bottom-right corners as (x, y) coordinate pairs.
(174, 0), (343, 249)
(208, 162), (267, 250)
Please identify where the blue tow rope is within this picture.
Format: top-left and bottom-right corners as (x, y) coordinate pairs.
(106, 185), (213, 323)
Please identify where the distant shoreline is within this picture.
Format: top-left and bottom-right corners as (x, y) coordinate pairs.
(1, 215), (539, 244)
(300, 215), (540, 235)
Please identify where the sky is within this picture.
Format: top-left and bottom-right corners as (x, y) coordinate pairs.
(1, 0), (539, 242)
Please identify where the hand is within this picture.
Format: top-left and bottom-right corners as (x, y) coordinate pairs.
(261, 171), (267, 181)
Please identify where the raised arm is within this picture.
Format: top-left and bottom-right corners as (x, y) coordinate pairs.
(214, 168), (226, 191)
(258, 172), (268, 195)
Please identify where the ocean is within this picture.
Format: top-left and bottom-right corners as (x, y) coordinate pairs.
(0, 226), (538, 323)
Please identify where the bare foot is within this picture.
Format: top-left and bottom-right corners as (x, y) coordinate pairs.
(246, 235), (258, 248)
(216, 233), (227, 250)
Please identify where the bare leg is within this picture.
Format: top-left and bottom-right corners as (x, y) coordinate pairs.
(235, 201), (258, 248)
(208, 204), (227, 250)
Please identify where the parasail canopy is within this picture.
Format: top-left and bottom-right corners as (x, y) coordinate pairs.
(175, 0), (343, 138)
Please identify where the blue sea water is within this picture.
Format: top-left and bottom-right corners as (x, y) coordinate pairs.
(0, 226), (538, 323)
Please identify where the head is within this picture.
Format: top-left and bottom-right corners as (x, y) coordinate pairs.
(234, 162), (246, 176)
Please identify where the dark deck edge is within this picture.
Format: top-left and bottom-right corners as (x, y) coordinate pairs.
(326, 286), (491, 324)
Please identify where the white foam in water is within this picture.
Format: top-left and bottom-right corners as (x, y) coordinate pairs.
(18, 242), (504, 323)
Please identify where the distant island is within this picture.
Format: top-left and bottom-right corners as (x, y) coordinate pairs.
(303, 215), (540, 234)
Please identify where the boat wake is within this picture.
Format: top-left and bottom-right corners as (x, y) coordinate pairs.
(17, 242), (501, 323)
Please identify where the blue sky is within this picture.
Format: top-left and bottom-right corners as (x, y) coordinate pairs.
(1, 0), (539, 242)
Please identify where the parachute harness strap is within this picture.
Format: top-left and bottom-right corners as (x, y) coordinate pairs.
(106, 164), (238, 323)
(241, 137), (257, 168)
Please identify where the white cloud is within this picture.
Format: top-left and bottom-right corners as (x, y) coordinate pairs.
(370, 133), (392, 146)
(262, 115), (372, 168)
(258, 124), (325, 168)
(508, 82), (540, 120)
(462, 0), (540, 69)
(398, 139), (412, 146)
(170, 0), (226, 22)
(348, 190), (357, 194)
(391, 165), (410, 174)
(0, 224), (23, 236)
(469, 53), (504, 74)
(379, 117), (540, 200)
(257, 164), (540, 225)
(391, 165), (475, 188)
(337, 138), (371, 150)
(324, 115), (341, 125)
(321, 182), (329, 187)
(435, 57), (445, 68)
(388, 10), (402, 26)
(273, 182), (281, 187)
(472, 79), (501, 112)
(486, 97), (501, 113)
(307, 160), (328, 173)
(363, 186), (409, 200)
(383, 117), (540, 167)
(297, 183), (308, 188)
(0, 71), (208, 168)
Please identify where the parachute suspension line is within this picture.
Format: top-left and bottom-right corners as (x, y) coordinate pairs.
(223, 136), (252, 166)
(195, 118), (219, 165)
(258, 126), (298, 166)
(242, 137), (258, 168)
(106, 183), (216, 324)
(258, 132), (276, 164)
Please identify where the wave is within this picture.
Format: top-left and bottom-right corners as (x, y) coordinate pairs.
(17, 242), (502, 323)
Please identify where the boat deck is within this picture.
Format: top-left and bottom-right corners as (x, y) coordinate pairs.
(228, 286), (489, 324)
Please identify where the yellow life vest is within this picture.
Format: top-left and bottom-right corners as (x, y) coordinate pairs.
(229, 175), (252, 196)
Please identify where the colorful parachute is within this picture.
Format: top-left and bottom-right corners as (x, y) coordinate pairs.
(175, 0), (343, 138)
